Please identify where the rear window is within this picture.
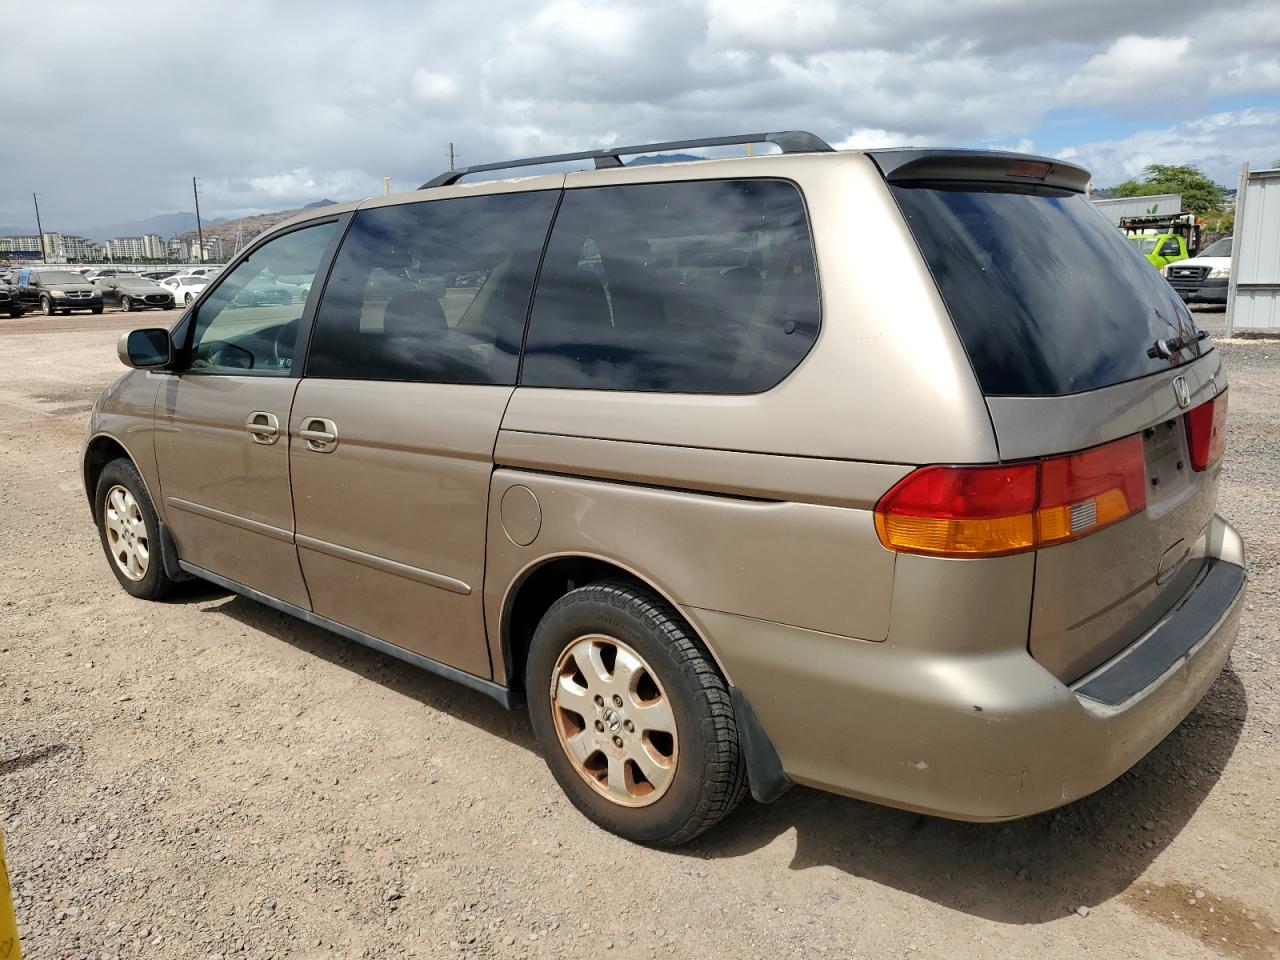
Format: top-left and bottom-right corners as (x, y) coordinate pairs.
(521, 179), (820, 394)
(892, 183), (1206, 397)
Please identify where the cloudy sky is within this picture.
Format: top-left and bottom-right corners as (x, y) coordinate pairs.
(3, 0), (1279, 232)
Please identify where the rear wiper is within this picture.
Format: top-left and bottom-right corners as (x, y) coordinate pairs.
(1148, 329), (1208, 359)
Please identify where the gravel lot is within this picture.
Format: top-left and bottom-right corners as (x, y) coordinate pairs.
(1, 306), (1277, 960)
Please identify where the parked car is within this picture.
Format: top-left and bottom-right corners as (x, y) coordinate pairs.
(0, 278), (24, 317)
(13, 267), (103, 315)
(86, 134), (1244, 847)
(1165, 236), (1232, 305)
(231, 281), (296, 307)
(160, 274), (211, 306)
(95, 274), (175, 311)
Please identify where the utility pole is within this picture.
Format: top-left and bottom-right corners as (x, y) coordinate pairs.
(192, 176), (205, 263)
(449, 142), (456, 170)
(32, 193), (46, 263)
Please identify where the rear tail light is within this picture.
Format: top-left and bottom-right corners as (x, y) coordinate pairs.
(1185, 389), (1227, 471)
(875, 435), (1148, 558)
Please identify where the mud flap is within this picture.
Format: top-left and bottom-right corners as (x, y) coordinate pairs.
(730, 687), (792, 803)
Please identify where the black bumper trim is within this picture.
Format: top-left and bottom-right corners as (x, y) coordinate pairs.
(1075, 560), (1245, 707)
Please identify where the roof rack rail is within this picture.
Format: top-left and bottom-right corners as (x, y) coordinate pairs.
(419, 131), (833, 189)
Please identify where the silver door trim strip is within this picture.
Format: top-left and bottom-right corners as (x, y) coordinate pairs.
(177, 561), (512, 708)
(166, 497), (294, 543)
(295, 533), (472, 596)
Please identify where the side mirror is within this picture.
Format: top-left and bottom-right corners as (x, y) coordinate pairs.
(117, 328), (172, 368)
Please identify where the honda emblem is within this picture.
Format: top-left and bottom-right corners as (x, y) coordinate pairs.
(1172, 376), (1191, 409)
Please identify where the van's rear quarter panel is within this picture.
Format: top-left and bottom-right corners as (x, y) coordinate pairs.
(484, 459), (902, 683)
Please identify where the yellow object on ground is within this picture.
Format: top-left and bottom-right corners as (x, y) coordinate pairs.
(0, 831), (19, 960)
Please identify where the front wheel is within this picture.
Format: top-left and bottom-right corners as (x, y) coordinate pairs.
(121, 296), (133, 312)
(184, 293), (193, 305)
(91, 306), (103, 314)
(40, 296), (53, 316)
(526, 580), (747, 846)
(94, 458), (181, 600)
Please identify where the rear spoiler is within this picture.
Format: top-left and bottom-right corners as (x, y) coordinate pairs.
(868, 148), (1091, 194)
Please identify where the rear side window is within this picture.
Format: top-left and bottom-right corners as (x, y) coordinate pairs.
(307, 191), (558, 385)
(521, 179), (819, 393)
(892, 183), (1205, 397)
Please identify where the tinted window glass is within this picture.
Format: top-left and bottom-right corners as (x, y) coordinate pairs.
(307, 192), (558, 385)
(521, 179), (819, 393)
(892, 184), (1205, 397)
(1200, 237), (1232, 257)
(189, 221), (336, 375)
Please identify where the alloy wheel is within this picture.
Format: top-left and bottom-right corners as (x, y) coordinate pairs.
(551, 634), (679, 807)
(103, 484), (149, 581)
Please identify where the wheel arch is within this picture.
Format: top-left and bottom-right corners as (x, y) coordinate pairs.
(498, 552), (733, 695)
(83, 433), (156, 520)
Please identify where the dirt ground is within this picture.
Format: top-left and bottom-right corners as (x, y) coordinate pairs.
(1, 306), (1278, 960)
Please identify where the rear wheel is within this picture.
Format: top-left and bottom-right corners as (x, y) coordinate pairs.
(526, 580), (746, 846)
(94, 458), (180, 600)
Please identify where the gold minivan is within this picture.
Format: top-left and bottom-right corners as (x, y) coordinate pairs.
(86, 133), (1245, 845)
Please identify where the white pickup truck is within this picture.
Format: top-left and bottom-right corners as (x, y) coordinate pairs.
(1164, 236), (1232, 304)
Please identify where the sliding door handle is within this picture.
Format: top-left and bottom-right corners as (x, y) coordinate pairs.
(245, 411), (280, 445)
(299, 416), (339, 452)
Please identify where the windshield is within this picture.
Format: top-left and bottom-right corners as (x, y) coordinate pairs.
(892, 182), (1205, 397)
(1129, 237), (1159, 254)
(1199, 237), (1233, 258)
(119, 276), (155, 287)
(41, 271), (85, 284)
(179, 276), (210, 285)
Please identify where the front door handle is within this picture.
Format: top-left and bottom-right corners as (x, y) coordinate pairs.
(245, 411), (280, 445)
(299, 416), (339, 453)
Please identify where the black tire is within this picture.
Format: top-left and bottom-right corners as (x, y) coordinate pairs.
(526, 580), (747, 846)
(184, 293), (193, 305)
(94, 458), (180, 601)
(40, 296), (53, 316)
(121, 296), (133, 312)
(91, 306), (103, 314)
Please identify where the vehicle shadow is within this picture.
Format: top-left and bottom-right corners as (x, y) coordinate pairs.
(685, 664), (1247, 924)
(189, 585), (1245, 925)
(188, 589), (536, 748)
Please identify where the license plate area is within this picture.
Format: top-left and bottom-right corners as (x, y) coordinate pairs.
(1143, 418), (1193, 512)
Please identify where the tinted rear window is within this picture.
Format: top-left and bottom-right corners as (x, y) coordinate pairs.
(892, 183), (1206, 397)
(521, 179), (820, 394)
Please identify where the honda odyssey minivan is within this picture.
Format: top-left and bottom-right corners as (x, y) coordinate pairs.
(85, 132), (1245, 845)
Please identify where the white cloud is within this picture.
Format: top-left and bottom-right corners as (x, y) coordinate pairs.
(411, 69), (459, 104)
(833, 128), (932, 150)
(1066, 36), (1192, 105)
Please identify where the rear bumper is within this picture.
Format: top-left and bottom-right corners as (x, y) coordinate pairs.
(690, 514), (1245, 820)
(1169, 278), (1228, 303)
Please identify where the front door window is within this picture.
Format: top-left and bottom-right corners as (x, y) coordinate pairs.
(187, 222), (336, 375)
